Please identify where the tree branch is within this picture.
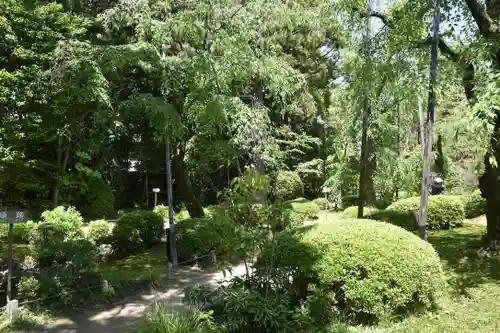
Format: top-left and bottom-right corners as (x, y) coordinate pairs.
(464, 0), (500, 37)
(370, 11), (390, 27)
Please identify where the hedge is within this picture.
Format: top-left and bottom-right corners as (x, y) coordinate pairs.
(461, 190), (486, 218)
(273, 171), (304, 201)
(256, 219), (446, 323)
(176, 216), (239, 262)
(383, 195), (465, 230)
(341, 206), (378, 219)
(285, 198), (320, 220)
(109, 210), (164, 257)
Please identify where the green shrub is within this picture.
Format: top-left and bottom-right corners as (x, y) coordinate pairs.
(19, 237), (102, 308)
(257, 219), (446, 323)
(313, 198), (331, 210)
(0, 221), (36, 243)
(273, 171), (304, 201)
(341, 206), (378, 219)
(285, 198), (320, 220)
(266, 202), (303, 232)
(341, 195), (358, 208)
(87, 220), (112, 245)
(462, 190), (486, 218)
(386, 195), (465, 230)
(135, 302), (216, 333)
(40, 206), (83, 237)
(153, 205), (191, 222)
(109, 210), (164, 257)
(368, 210), (415, 229)
(78, 177), (115, 219)
(29, 222), (67, 268)
(176, 216), (239, 262)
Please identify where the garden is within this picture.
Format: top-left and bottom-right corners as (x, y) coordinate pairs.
(1, 0), (500, 332)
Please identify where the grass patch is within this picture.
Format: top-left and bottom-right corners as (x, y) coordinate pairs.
(99, 243), (169, 282)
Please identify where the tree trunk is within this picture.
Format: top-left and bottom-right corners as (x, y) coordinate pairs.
(52, 135), (71, 208)
(365, 138), (377, 205)
(479, 114), (500, 243)
(171, 148), (205, 218)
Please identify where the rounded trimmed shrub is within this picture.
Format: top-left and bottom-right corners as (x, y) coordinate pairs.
(313, 198), (331, 210)
(273, 171), (304, 201)
(109, 210), (164, 257)
(176, 215), (239, 262)
(462, 190), (486, 218)
(385, 195), (464, 230)
(256, 219), (446, 323)
(341, 206), (378, 219)
(285, 198), (320, 220)
(87, 220), (112, 245)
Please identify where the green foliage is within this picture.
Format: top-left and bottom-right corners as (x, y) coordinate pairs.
(272, 171), (304, 201)
(341, 206), (378, 219)
(18, 237), (102, 308)
(21, 206), (102, 307)
(109, 210), (164, 257)
(40, 206), (83, 237)
(78, 177), (115, 218)
(341, 195), (359, 209)
(285, 198), (320, 220)
(87, 220), (112, 245)
(386, 196), (465, 230)
(461, 190), (486, 218)
(257, 219), (446, 323)
(266, 202), (304, 233)
(176, 215), (239, 262)
(313, 198), (332, 210)
(135, 302), (216, 333)
(0, 221), (36, 243)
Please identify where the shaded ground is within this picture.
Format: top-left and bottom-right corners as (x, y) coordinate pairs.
(14, 263), (246, 333)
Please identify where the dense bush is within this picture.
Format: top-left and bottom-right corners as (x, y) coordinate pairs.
(341, 194), (358, 208)
(256, 219), (446, 323)
(29, 222), (68, 268)
(272, 171), (304, 201)
(461, 190), (486, 218)
(184, 280), (324, 332)
(109, 210), (164, 257)
(176, 215), (239, 262)
(313, 198), (331, 210)
(40, 206), (83, 237)
(21, 206), (103, 307)
(341, 206), (378, 219)
(368, 210), (415, 228)
(87, 220), (112, 245)
(0, 221), (36, 243)
(386, 195), (465, 230)
(153, 205), (192, 222)
(78, 177), (116, 219)
(266, 202), (303, 232)
(18, 237), (102, 308)
(285, 198), (320, 220)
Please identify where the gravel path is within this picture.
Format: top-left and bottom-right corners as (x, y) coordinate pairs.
(20, 263), (247, 333)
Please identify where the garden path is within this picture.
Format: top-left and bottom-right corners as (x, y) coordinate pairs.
(20, 263), (247, 333)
